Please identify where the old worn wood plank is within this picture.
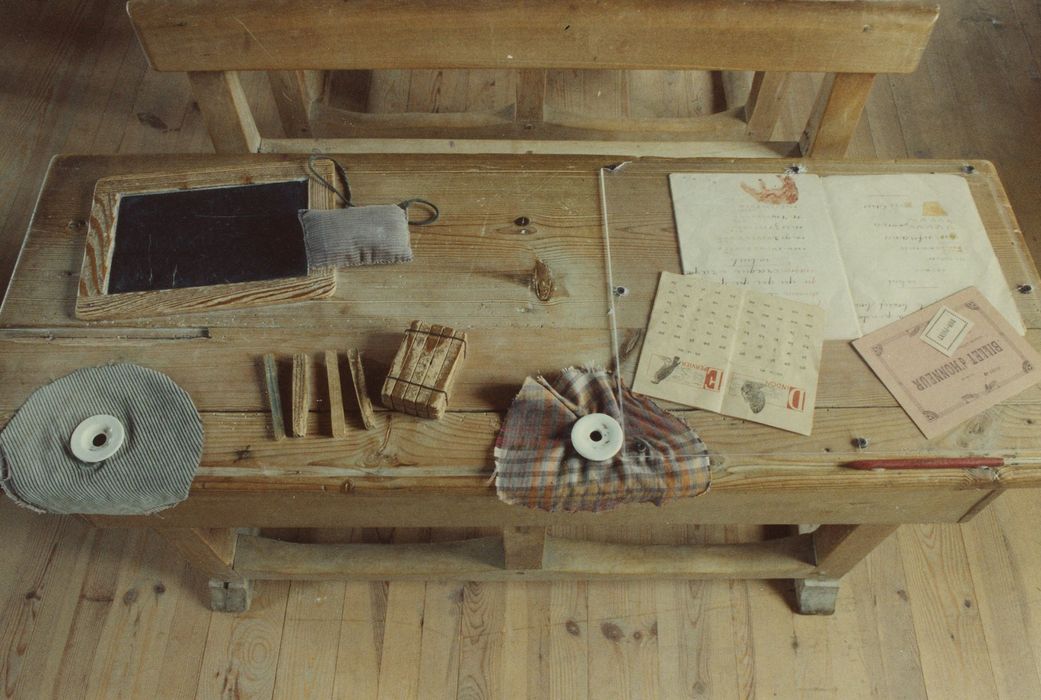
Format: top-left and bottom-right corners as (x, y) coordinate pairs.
(128, 0), (937, 74)
(196, 579), (290, 699)
(416, 582), (464, 699)
(291, 352), (311, 438)
(9, 157), (1037, 336)
(62, 404), (1041, 494)
(263, 353), (287, 441)
(186, 71), (261, 153)
(272, 580), (344, 699)
(587, 578), (661, 699)
(324, 350), (347, 438)
(457, 581), (506, 700)
(46, 528), (132, 699)
(375, 581), (425, 700)
(157, 528), (244, 581)
(800, 73), (877, 157)
(4, 330), (1041, 413)
(261, 137), (794, 157)
(503, 526), (547, 570)
(745, 71), (790, 141)
(516, 69), (547, 125)
(898, 525), (1001, 698)
(267, 69), (324, 138)
(810, 524), (901, 580)
(846, 532), (928, 699)
(332, 581), (383, 700)
(231, 533), (816, 581)
(346, 348), (378, 430)
(961, 506), (1041, 698)
(0, 517), (93, 700)
(83, 531), (189, 699)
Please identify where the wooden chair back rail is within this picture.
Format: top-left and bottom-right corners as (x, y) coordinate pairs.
(127, 0), (938, 157)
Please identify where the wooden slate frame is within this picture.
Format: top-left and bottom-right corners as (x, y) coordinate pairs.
(125, 0), (939, 158)
(75, 160), (338, 320)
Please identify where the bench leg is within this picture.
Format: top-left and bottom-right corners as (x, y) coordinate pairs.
(157, 527), (254, 612)
(209, 579), (254, 613)
(794, 523), (899, 615)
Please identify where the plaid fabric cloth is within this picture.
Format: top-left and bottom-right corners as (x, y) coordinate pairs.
(494, 367), (711, 512)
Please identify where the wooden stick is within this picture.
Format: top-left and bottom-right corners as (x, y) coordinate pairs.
(347, 349), (377, 430)
(845, 457), (1006, 470)
(291, 353), (311, 437)
(324, 350), (346, 438)
(262, 353), (285, 441)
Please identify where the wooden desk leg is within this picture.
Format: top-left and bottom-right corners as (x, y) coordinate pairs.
(157, 528), (254, 613)
(795, 524), (899, 615)
(503, 526), (547, 570)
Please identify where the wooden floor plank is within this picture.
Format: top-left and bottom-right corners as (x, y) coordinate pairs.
(898, 524), (1002, 699)
(272, 581), (345, 699)
(0, 516), (93, 700)
(586, 580), (661, 700)
(375, 581), (425, 700)
(195, 580), (290, 700)
(48, 527), (132, 700)
(332, 581), (384, 700)
(962, 503), (1041, 698)
(154, 565), (214, 699)
(416, 582), (464, 700)
(846, 532), (928, 699)
(990, 490), (1041, 684)
(82, 531), (195, 699)
(457, 582), (507, 700)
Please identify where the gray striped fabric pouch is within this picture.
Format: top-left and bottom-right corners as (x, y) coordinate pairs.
(299, 204), (414, 270)
(0, 363), (203, 515)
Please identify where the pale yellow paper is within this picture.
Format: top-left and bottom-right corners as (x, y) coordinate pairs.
(669, 172), (1025, 340)
(669, 173), (861, 339)
(633, 273), (825, 436)
(823, 174), (1024, 335)
(852, 287), (1041, 439)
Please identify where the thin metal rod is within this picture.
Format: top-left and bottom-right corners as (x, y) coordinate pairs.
(599, 166), (626, 442)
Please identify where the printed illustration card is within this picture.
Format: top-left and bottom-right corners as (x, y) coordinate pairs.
(633, 273), (825, 435)
(852, 287), (1041, 439)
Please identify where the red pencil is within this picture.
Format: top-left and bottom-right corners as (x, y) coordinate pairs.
(845, 457), (1005, 470)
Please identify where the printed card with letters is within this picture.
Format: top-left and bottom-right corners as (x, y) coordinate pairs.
(633, 272), (825, 435)
(852, 287), (1041, 439)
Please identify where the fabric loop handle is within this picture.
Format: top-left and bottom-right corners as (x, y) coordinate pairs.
(308, 153), (439, 226)
(398, 198), (440, 226)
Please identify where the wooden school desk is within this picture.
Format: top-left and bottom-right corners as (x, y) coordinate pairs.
(2, 154), (1040, 613)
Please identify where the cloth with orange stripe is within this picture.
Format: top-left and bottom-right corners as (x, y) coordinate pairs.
(493, 367), (711, 512)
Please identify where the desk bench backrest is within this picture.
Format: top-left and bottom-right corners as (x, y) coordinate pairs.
(127, 0), (939, 157)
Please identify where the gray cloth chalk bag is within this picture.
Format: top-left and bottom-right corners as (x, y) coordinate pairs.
(299, 154), (439, 270)
(0, 363), (203, 515)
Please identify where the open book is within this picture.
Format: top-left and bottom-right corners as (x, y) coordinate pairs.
(669, 173), (1024, 339)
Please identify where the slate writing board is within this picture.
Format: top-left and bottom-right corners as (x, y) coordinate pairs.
(108, 180), (309, 293)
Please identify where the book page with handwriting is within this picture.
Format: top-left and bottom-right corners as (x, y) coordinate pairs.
(669, 172), (861, 339)
(823, 174), (1024, 335)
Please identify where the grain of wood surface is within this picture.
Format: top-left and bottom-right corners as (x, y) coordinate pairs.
(2, 0), (1041, 696)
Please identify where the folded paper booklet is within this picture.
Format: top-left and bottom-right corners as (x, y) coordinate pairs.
(669, 172), (1024, 339)
(852, 287), (1041, 439)
(633, 273), (825, 435)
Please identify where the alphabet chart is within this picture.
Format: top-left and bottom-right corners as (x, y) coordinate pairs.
(632, 272), (825, 435)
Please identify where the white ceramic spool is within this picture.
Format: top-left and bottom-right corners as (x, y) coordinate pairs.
(570, 413), (623, 461)
(70, 414), (126, 463)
